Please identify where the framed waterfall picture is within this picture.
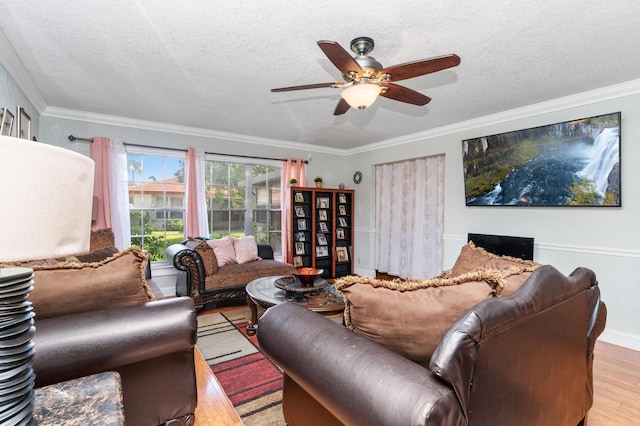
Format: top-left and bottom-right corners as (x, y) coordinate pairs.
(462, 112), (621, 207)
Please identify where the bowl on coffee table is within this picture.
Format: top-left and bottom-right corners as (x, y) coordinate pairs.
(292, 268), (324, 288)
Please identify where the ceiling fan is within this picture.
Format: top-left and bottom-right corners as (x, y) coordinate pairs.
(271, 36), (461, 115)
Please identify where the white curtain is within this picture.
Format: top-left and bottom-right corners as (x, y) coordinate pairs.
(375, 154), (445, 280)
(109, 139), (131, 249)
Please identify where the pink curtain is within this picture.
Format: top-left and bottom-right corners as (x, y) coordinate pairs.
(281, 159), (307, 263)
(90, 137), (112, 231)
(185, 147), (200, 238)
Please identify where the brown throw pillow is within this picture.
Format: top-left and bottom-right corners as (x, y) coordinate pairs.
(29, 246), (154, 320)
(449, 242), (540, 277)
(336, 263), (541, 368)
(89, 228), (116, 252)
(74, 247), (120, 263)
(336, 273), (503, 368)
(185, 238), (218, 275)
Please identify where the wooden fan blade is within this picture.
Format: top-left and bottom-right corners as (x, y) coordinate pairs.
(378, 54), (461, 82)
(333, 98), (351, 115)
(271, 82), (339, 92)
(380, 83), (432, 106)
(317, 40), (363, 76)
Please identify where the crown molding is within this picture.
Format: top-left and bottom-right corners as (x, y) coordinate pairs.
(0, 28), (47, 113)
(346, 78), (640, 155)
(42, 106), (344, 155)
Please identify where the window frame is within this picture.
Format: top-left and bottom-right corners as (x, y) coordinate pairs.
(204, 154), (283, 255)
(126, 146), (187, 265)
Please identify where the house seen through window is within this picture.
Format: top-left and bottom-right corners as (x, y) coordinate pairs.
(126, 151), (282, 262)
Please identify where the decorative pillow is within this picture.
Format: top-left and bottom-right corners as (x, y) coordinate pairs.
(233, 236), (261, 264)
(29, 246), (154, 320)
(336, 273), (502, 368)
(0, 256), (78, 268)
(74, 247), (119, 263)
(89, 228), (116, 252)
(185, 238), (218, 275)
(206, 237), (236, 267)
(449, 242), (540, 277)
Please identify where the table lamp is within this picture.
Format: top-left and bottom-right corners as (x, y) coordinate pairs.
(0, 135), (94, 424)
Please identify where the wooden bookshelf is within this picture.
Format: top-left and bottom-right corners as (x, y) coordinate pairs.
(288, 187), (354, 278)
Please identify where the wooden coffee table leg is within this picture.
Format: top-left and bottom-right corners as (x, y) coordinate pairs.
(246, 295), (259, 336)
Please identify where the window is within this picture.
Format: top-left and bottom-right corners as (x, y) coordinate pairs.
(125, 150), (283, 262)
(127, 152), (186, 261)
(204, 159), (282, 255)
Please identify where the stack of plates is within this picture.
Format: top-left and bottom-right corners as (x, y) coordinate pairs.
(0, 268), (36, 426)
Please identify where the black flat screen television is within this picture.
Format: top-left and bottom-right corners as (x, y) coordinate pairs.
(468, 233), (534, 261)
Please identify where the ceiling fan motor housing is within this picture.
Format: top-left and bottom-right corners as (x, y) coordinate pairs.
(344, 37), (382, 81)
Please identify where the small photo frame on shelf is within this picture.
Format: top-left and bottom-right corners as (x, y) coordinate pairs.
(297, 219), (307, 230)
(338, 217), (348, 227)
(293, 256), (303, 267)
(338, 194), (347, 204)
(336, 246), (349, 262)
(339, 205), (347, 216)
(295, 206), (305, 217)
(295, 232), (306, 242)
(316, 246), (329, 257)
(316, 197), (330, 209)
(319, 222), (329, 232)
(317, 233), (328, 245)
(17, 107), (30, 140)
(294, 192), (304, 203)
(318, 209), (328, 221)
(336, 228), (345, 239)
(1, 108), (14, 136)
(295, 242), (305, 255)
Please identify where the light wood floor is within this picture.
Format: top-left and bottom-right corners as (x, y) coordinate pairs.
(191, 322), (640, 425)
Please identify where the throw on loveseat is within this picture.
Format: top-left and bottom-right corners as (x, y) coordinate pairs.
(1, 229), (198, 426)
(258, 243), (607, 425)
(167, 236), (294, 309)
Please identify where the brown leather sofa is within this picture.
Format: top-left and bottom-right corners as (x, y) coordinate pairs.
(258, 265), (607, 425)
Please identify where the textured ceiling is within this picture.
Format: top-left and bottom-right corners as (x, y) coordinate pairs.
(1, 1), (639, 150)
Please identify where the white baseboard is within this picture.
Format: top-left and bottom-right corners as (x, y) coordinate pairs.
(598, 329), (640, 352)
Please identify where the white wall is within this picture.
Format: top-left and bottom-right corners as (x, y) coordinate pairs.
(347, 84), (640, 350)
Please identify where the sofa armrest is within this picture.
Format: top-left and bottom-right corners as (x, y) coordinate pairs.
(168, 243), (206, 297)
(143, 249), (152, 279)
(33, 297), (197, 387)
(257, 243), (274, 260)
(258, 303), (465, 426)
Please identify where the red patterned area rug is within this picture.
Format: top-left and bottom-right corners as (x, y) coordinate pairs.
(197, 306), (285, 425)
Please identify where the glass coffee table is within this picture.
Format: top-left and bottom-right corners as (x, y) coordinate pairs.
(245, 275), (344, 335)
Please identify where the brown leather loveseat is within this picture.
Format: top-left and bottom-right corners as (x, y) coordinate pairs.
(258, 265), (607, 425)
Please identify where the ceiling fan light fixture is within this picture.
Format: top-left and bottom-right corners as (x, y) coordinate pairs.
(340, 83), (382, 110)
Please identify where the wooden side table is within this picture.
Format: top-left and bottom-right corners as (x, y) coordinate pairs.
(34, 371), (124, 425)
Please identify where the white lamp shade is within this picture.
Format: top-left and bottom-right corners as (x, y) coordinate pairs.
(340, 83), (382, 110)
(0, 136), (95, 262)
